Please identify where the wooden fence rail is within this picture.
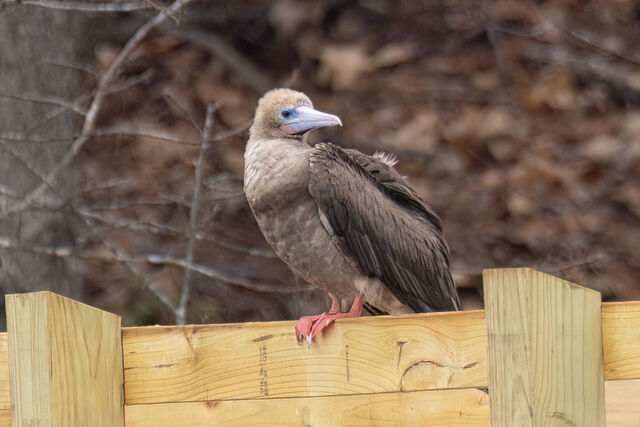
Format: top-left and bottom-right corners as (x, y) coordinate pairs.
(0, 268), (639, 426)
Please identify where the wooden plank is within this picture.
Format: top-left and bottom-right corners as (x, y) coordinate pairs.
(123, 310), (488, 404)
(0, 410), (9, 427)
(483, 268), (605, 427)
(123, 379), (640, 426)
(603, 302), (640, 380)
(122, 301), (640, 405)
(125, 388), (491, 426)
(605, 379), (640, 426)
(6, 291), (124, 426)
(0, 334), (9, 410)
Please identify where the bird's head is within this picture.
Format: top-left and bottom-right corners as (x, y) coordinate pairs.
(250, 88), (342, 139)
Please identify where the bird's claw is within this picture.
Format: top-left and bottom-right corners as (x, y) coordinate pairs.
(295, 312), (345, 344)
(295, 312), (330, 344)
(295, 315), (317, 344)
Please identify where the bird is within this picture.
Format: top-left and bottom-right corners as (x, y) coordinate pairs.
(244, 88), (460, 344)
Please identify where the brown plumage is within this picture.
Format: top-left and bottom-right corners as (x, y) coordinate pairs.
(244, 88), (460, 343)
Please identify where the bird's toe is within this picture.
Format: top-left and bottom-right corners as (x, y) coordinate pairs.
(294, 316), (316, 343)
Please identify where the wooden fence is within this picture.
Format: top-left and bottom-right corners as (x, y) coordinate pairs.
(0, 268), (639, 426)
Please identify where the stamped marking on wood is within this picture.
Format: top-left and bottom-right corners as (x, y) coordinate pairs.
(345, 345), (351, 382)
(259, 344), (268, 396)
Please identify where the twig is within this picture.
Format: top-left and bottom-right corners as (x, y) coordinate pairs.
(0, 141), (63, 201)
(76, 208), (276, 257)
(36, 61), (97, 77)
(170, 27), (272, 93)
(549, 254), (608, 274)
(75, 178), (135, 195)
(0, 236), (296, 294)
(1, 114), (247, 147)
(211, 120), (251, 141)
(146, 254), (301, 294)
(162, 93), (202, 134)
(82, 214), (179, 314)
(523, 1), (640, 68)
(480, 1), (513, 83)
(27, 69), (155, 135)
(0, 0), (193, 221)
(1, 0), (150, 12)
(0, 92), (86, 116)
(177, 102), (220, 324)
(521, 43), (640, 101)
(92, 127), (200, 145)
(0, 186), (18, 200)
(88, 198), (178, 211)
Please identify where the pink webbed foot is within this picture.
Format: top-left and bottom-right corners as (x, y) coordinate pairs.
(295, 293), (365, 344)
(295, 313), (330, 344)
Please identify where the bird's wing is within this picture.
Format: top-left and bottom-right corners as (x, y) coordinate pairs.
(308, 143), (460, 312)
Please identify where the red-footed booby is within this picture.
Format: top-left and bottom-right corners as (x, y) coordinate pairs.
(244, 89), (460, 343)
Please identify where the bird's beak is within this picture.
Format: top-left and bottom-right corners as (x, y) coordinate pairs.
(280, 106), (342, 135)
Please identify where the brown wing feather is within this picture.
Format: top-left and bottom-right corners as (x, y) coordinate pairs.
(308, 143), (460, 312)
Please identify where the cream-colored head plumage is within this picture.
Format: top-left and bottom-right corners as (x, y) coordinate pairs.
(250, 89), (313, 139)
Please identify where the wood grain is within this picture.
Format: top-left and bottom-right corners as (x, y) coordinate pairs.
(605, 379), (640, 426)
(0, 280), (635, 425)
(6, 291), (124, 427)
(603, 302), (640, 380)
(122, 301), (639, 406)
(123, 310), (488, 404)
(125, 388), (491, 426)
(0, 335), (9, 411)
(0, 410), (9, 426)
(483, 268), (605, 427)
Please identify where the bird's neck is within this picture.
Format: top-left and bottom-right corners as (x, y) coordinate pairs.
(244, 136), (311, 192)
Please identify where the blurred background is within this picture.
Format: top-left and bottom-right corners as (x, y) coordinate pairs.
(1, 0), (639, 327)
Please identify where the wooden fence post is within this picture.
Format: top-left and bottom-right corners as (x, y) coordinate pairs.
(5, 291), (124, 426)
(483, 268), (605, 426)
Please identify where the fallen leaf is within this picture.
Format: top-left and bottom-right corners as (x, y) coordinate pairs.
(317, 44), (372, 90)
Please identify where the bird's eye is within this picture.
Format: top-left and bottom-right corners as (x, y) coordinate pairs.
(279, 108), (294, 120)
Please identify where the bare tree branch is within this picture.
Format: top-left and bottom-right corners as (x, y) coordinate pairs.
(211, 120), (251, 141)
(0, 92), (86, 115)
(146, 254), (302, 295)
(27, 69), (155, 135)
(177, 102), (220, 324)
(162, 93), (202, 134)
(35, 61), (97, 77)
(0, 141), (63, 200)
(0, 0), (150, 12)
(80, 213), (179, 314)
(0, 236), (298, 295)
(0, 0), (193, 221)
(92, 127), (200, 145)
(77, 207), (276, 258)
(170, 27), (273, 93)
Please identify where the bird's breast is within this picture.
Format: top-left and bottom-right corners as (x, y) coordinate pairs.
(243, 138), (311, 216)
(243, 138), (360, 299)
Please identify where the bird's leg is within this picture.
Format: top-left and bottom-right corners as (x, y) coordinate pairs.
(295, 293), (365, 344)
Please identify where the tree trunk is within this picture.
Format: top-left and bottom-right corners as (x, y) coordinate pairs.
(0, 6), (87, 328)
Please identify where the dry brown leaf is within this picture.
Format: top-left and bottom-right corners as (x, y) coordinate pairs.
(269, 0), (313, 38)
(579, 135), (622, 163)
(371, 43), (416, 68)
(443, 107), (514, 147)
(472, 71), (501, 91)
(521, 67), (577, 111)
(390, 111), (439, 153)
(507, 192), (536, 217)
(317, 44), (372, 90)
